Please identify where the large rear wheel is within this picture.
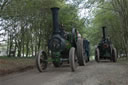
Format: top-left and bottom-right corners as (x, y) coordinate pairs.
(36, 50), (48, 72)
(77, 39), (86, 66)
(72, 28), (77, 44)
(69, 47), (77, 72)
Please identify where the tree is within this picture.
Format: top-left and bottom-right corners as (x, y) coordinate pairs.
(0, 0), (86, 57)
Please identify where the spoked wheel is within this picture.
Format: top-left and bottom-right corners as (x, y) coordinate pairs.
(69, 47), (77, 72)
(36, 50), (48, 72)
(112, 48), (117, 62)
(95, 48), (100, 62)
(77, 38), (86, 66)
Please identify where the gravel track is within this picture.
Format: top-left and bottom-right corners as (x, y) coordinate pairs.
(0, 61), (128, 85)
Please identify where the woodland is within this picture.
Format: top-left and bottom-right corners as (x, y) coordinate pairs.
(0, 0), (127, 57)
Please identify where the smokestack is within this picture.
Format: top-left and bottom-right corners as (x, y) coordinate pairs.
(51, 7), (60, 34)
(102, 26), (106, 39)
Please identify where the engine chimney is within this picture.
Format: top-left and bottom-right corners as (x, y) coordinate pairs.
(102, 26), (106, 40)
(51, 7), (60, 34)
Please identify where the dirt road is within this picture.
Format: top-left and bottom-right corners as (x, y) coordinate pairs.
(0, 61), (128, 85)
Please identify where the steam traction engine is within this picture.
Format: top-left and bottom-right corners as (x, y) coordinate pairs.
(36, 7), (87, 72)
(95, 26), (117, 62)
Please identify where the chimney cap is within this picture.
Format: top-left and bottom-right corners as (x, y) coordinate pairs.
(102, 26), (106, 28)
(51, 7), (60, 10)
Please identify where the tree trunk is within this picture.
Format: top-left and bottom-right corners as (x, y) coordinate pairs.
(17, 41), (21, 57)
(8, 35), (13, 57)
(26, 41), (29, 57)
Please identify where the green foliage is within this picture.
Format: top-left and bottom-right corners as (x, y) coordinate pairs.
(1, 0), (127, 57)
(82, 0), (128, 56)
(0, 0), (85, 57)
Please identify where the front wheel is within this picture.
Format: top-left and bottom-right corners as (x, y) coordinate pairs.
(69, 47), (77, 72)
(112, 48), (117, 62)
(36, 50), (48, 72)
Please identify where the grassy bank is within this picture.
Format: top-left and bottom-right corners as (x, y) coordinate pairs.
(0, 57), (35, 76)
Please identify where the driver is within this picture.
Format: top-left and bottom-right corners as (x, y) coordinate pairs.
(60, 24), (69, 39)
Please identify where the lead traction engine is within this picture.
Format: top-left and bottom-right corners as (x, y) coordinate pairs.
(36, 7), (87, 72)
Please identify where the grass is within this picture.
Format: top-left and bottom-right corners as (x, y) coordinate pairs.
(0, 56), (35, 76)
(0, 56), (35, 59)
(118, 57), (128, 64)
